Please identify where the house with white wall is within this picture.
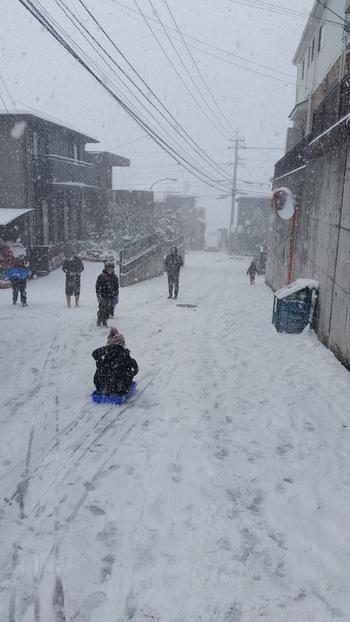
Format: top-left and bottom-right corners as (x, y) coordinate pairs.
(287, 0), (349, 150)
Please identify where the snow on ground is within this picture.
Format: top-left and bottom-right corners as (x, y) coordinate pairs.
(1, 251), (350, 622)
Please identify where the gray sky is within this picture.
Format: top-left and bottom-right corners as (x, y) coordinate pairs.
(0, 0), (313, 229)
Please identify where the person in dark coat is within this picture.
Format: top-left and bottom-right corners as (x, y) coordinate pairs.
(95, 260), (119, 327)
(247, 260), (258, 285)
(92, 327), (138, 396)
(62, 255), (84, 307)
(164, 246), (183, 299)
(10, 256), (30, 306)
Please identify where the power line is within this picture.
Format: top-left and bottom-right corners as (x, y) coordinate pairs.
(228, 0), (343, 27)
(104, 134), (150, 151)
(73, 0), (234, 181)
(18, 0), (233, 193)
(135, 0), (233, 140)
(44, 0), (232, 188)
(0, 72), (18, 112)
(0, 93), (9, 113)
(315, 0), (348, 27)
(102, 0), (303, 85)
(161, 0), (236, 136)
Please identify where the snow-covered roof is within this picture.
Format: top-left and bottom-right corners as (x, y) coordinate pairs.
(0, 208), (34, 226)
(275, 278), (319, 300)
(0, 112), (99, 143)
(52, 181), (97, 188)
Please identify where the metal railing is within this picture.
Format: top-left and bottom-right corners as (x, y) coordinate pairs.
(311, 82), (341, 141)
(274, 136), (309, 180)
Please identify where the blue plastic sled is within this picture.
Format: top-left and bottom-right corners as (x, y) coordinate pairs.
(3, 267), (31, 279)
(91, 381), (137, 404)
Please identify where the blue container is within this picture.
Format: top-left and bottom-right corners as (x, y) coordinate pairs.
(272, 279), (318, 334)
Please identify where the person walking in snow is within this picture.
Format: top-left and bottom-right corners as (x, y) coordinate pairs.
(62, 254), (84, 307)
(92, 327), (138, 396)
(247, 260), (258, 285)
(164, 246), (183, 299)
(8, 255), (30, 306)
(95, 260), (119, 327)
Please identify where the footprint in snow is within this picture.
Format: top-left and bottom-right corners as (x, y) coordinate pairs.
(86, 505), (106, 516)
(71, 591), (106, 622)
(214, 448), (229, 460)
(96, 521), (118, 548)
(100, 554), (115, 582)
(167, 463), (182, 482)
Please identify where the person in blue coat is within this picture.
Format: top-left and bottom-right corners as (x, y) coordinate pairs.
(8, 256), (30, 306)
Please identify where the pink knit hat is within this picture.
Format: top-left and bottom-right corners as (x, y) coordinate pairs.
(107, 327), (125, 347)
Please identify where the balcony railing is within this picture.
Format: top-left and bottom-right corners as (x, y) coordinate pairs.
(311, 75), (350, 142)
(33, 154), (97, 187)
(311, 82), (341, 141)
(274, 135), (309, 180)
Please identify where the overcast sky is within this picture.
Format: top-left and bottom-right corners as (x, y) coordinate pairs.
(0, 0), (313, 229)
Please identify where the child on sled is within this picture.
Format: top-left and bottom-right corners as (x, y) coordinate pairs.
(92, 328), (138, 397)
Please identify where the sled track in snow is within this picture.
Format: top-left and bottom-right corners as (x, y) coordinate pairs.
(1, 368), (162, 621)
(2, 297), (185, 620)
(10, 324), (63, 520)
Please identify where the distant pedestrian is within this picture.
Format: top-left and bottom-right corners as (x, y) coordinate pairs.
(92, 327), (138, 396)
(95, 260), (119, 327)
(164, 246), (183, 299)
(247, 260), (258, 285)
(62, 254), (84, 307)
(7, 256), (30, 306)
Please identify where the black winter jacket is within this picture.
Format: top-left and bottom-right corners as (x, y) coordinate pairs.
(92, 344), (138, 396)
(62, 257), (84, 279)
(247, 262), (258, 275)
(164, 253), (183, 276)
(95, 269), (119, 300)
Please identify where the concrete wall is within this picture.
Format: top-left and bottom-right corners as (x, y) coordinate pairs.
(268, 134), (350, 369)
(265, 166), (305, 291)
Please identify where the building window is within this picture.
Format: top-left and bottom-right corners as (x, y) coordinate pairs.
(42, 200), (49, 245)
(311, 37), (315, 63)
(73, 143), (81, 161)
(317, 24), (324, 53)
(307, 46), (311, 68)
(301, 59), (305, 81)
(33, 132), (39, 157)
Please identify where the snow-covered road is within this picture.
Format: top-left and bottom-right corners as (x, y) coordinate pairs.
(1, 251), (350, 622)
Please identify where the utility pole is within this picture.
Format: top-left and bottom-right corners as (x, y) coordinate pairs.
(228, 131), (243, 255)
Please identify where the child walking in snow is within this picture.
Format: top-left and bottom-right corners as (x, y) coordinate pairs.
(247, 260), (258, 285)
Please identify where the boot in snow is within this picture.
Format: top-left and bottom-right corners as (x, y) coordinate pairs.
(75, 295), (80, 307)
(66, 295), (71, 307)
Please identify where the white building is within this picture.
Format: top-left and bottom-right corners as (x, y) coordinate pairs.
(287, 0), (350, 150)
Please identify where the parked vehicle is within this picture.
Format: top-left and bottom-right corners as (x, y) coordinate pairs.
(204, 231), (220, 252)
